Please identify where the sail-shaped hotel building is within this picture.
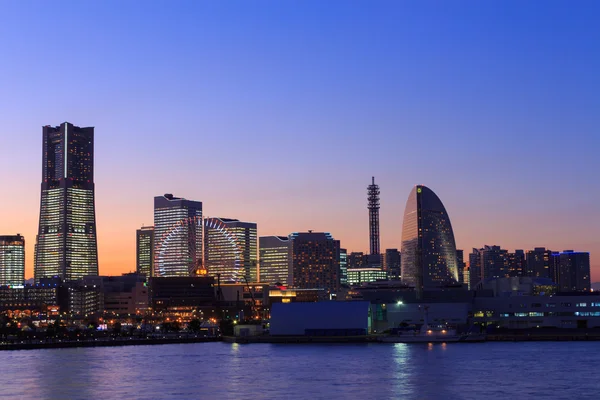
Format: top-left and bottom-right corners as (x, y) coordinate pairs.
(401, 185), (459, 289)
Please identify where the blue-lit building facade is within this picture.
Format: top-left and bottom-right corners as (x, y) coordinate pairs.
(153, 194), (203, 277)
(401, 185), (459, 288)
(34, 122), (99, 282)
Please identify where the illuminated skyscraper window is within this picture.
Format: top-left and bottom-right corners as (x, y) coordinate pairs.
(34, 122), (98, 282)
(259, 236), (292, 285)
(0, 235), (25, 286)
(204, 218), (257, 283)
(136, 226), (155, 279)
(154, 194), (202, 277)
(401, 185), (459, 289)
(290, 231), (340, 291)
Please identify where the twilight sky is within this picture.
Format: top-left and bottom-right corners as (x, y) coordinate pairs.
(0, 1), (599, 279)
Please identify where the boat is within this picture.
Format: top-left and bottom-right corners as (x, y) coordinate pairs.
(378, 325), (466, 343)
(377, 305), (485, 343)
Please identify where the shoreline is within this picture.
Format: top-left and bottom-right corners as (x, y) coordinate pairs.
(4, 331), (600, 350)
(0, 336), (220, 351)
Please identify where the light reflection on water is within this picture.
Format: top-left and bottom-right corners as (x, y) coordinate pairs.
(1, 342), (599, 399)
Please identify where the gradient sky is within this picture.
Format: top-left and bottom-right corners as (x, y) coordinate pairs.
(0, 1), (599, 280)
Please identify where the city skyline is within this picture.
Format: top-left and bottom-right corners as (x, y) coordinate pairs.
(0, 2), (598, 279)
(3, 154), (598, 280)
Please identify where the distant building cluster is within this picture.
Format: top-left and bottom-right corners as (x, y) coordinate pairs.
(467, 246), (590, 292)
(0, 122), (593, 334)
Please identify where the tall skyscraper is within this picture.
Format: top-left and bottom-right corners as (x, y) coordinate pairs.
(259, 236), (292, 285)
(34, 122), (99, 282)
(153, 194), (203, 277)
(526, 247), (552, 278)
(384, 248), (401, 280)
(555, 250), (590, 292)
(367, 177), (380, 256)
(0, 235), (25, 286)
(136, 226), (155, 278)
(290, 231), (340, 291)
(340, 248), (348, 286)
(400, 185), (459, 289)
(204, 218), (257, 282)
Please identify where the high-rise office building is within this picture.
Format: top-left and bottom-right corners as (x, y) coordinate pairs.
(205, 218), (257, 282)
(259, 236), (292, 285)
(463, 266), (471, 289)
(348, 252), (367, 269)
(456, 249), (466, 285)
(136, 226), (154, 279)
(526, 247), (552, 278)
(290, 231), (340, 291)
(34, 122), (99, 282)
(468, 249), (482, 289)
(555, 251), (590, 292)
(401, 185), (459, 288)
(507, 250), (526, 277)
(0, 235), (25, 286)
(340, 248), (348, 286)
(480, 245), (509, 280)
(384, 248), (401, 280)
(153, 194), (203, 277)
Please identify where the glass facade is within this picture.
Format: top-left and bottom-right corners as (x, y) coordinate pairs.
(136, 226), (154, 278)
(401, 185), (459, 288)
(153, 194), (203, 277)
(0, 235), (25, 286)
(259, 236), (292, 285)
(34, 122), (99, 282)
(347, 267), (387, 286)
(204, 218), (257, 283)
(339, 248), (348, 286)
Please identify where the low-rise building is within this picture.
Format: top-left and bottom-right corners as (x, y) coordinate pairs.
(347, 267), (387, 286)
(268, 287), (328, 304)
(473, 294), (600, 329)
(270, 301), (371, 336)
(150, 276), (216, 320)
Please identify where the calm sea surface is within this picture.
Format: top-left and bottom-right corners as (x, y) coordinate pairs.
(0, 342), (599, 399)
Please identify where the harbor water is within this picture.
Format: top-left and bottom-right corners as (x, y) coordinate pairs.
(1, 342), (599, 399)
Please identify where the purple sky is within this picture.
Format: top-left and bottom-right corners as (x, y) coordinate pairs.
(0, 1), (598, 278)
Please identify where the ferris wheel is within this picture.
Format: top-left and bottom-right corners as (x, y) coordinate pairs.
(154, 216), (243, 281)
(154, 215), (203, 277)
(203, 217), (244, 282)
